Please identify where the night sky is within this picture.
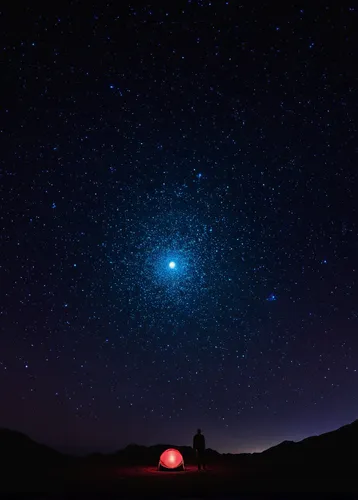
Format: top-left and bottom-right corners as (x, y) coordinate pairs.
(1, 2), (358, 456)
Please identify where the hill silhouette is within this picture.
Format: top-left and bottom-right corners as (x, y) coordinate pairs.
(1, 420), (358, 494)
(0, 428), (69, 466)
(259, 419), (357, 467)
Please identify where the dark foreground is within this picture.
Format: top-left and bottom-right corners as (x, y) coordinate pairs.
(2, 423), (358, 497)
(1, 460), (357, 498)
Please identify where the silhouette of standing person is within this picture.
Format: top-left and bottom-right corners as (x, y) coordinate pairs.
(193, 428), (206, 471)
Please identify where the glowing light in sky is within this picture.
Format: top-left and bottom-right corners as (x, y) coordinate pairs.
(169, 261), (176, 269)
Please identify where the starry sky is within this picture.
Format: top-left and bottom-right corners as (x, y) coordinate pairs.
(1, 2), (358, 456)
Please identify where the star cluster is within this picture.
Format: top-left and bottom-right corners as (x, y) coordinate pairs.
(0, 2), (358, 454)
(104, 184), (258, 338)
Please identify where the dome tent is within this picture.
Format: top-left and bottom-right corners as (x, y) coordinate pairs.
(158, 448), (185, 471)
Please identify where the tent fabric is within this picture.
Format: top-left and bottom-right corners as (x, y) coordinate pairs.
(158, 448), (184, 471)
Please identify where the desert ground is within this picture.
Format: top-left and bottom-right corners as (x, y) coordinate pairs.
(2, 460), (356, 498)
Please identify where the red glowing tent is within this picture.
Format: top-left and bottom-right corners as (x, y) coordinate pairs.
(158, 448), (185, 471)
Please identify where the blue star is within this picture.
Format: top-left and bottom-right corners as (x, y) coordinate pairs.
(169, 261), (176, 269)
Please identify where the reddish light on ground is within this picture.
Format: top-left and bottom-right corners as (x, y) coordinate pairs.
(159, 448), (184, 470)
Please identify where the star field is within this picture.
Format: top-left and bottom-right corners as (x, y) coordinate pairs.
(0, 2), (358, 455)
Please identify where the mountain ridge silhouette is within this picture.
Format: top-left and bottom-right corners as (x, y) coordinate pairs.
(1, 417), (357, 465)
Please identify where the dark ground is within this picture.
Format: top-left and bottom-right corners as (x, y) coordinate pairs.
(1, 460), (357, 498)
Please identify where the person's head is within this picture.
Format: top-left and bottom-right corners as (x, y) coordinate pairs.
(197, 428), (201, 434)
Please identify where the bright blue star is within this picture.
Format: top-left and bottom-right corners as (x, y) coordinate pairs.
(169, 261), (176, 269)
